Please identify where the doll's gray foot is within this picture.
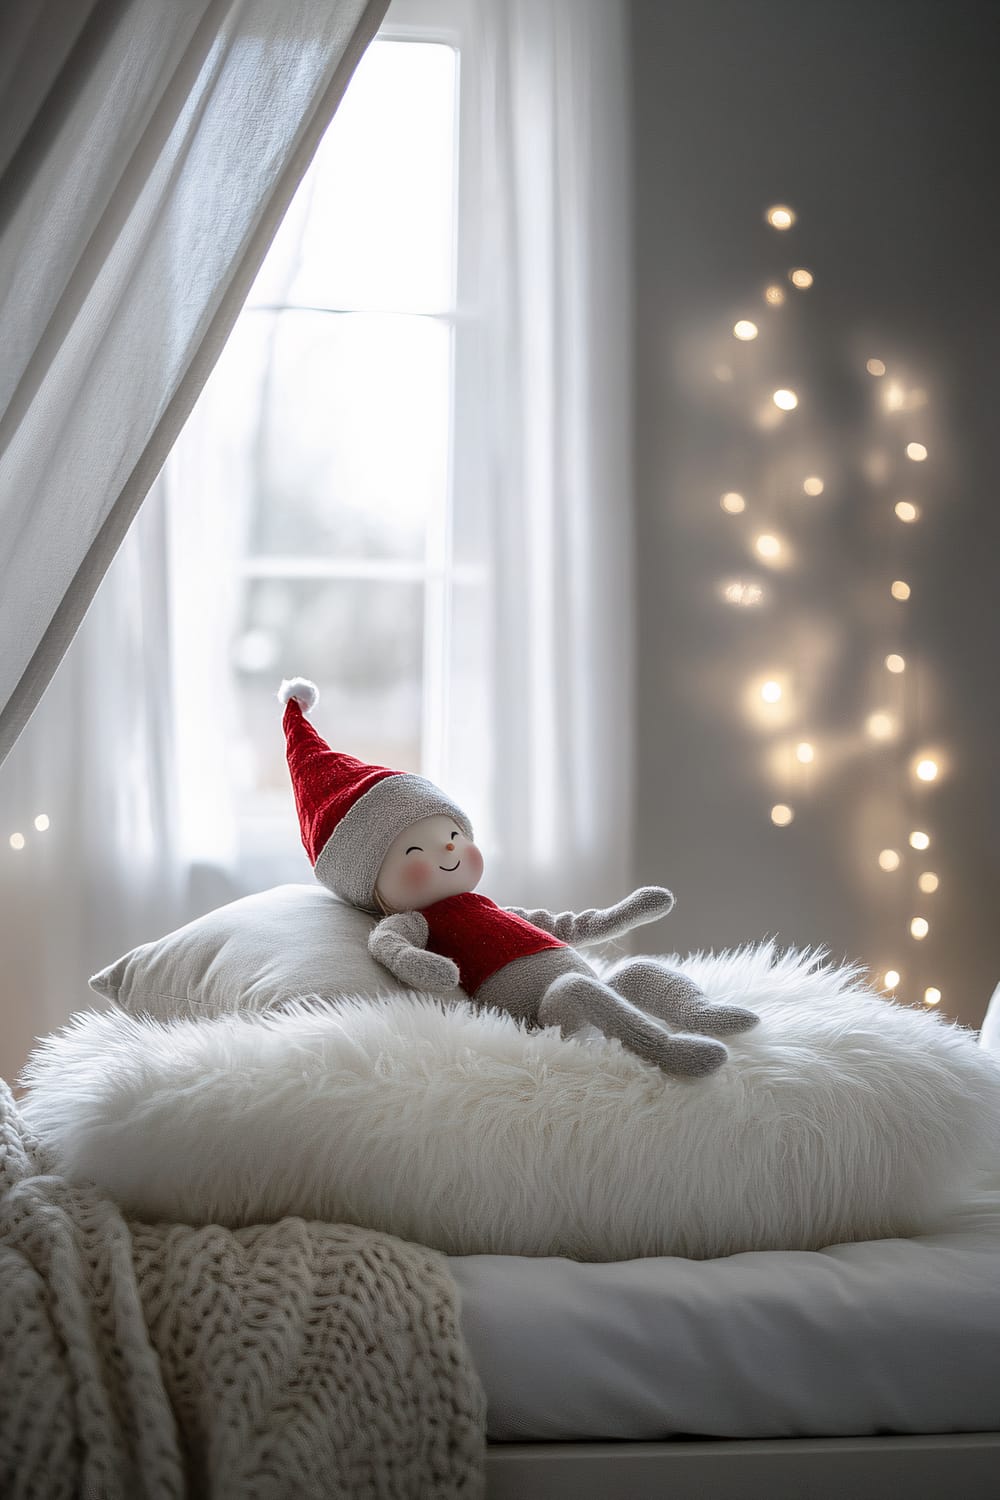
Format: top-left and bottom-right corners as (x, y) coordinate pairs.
(537, 972), (727, 1078)
(608, 957), (760, 1036)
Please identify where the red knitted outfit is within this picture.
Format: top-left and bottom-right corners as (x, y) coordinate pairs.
(420, 893), (567, 995)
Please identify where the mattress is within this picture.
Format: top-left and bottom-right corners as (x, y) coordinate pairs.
(449, 1175), (1000, 1443)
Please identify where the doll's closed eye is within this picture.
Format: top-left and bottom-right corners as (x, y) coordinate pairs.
(405, 846), (423, 855)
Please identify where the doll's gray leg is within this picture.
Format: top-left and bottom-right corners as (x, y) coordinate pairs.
(537, 972), (727, 1078)
(608, 958), (760, 1036)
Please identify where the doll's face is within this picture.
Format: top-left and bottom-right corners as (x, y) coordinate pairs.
(375, 814), (484, 913)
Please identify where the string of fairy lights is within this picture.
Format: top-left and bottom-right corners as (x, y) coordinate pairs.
(714, 203), (945, 1010)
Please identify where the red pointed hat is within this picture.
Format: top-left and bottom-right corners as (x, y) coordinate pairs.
(278, 678), (473, 909)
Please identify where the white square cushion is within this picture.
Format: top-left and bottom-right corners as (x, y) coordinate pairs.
(88, 884), (437, 1019)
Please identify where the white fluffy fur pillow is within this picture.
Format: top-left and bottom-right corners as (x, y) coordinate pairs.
(21, 945), (1000, 1261)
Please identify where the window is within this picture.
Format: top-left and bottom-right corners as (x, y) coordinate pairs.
(167, 2), (487, 883)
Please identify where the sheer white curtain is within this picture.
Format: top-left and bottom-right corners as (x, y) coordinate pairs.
(0, 481), (182, 1082)
(453, 0), (635, 910)
(0, 0), (387, 1079)
(0, 0), (388, 764)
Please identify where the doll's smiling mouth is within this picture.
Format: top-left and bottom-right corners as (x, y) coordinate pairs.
(439, 860), (461, 871)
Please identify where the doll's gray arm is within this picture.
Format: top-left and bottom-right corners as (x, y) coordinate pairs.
(368, 912), (461, 992)
(505, 886), (676, 947)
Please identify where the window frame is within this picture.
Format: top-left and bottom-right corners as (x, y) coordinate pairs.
(231, 0), (472, 878)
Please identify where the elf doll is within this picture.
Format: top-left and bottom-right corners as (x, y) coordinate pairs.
(279, 679), (759, 1077)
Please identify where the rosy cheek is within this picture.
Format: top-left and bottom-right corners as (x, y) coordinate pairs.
(465, 846), (484, 880)
(403, 858), (434, 892)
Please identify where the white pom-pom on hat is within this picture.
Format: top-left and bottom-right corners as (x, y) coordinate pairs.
(278, 678), (319, 713)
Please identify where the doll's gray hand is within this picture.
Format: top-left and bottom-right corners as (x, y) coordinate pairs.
(368, 912), (461, 992)
(393, 948), (461, 992)
(505, 886), (676, 947)
(609, 886), (676, 930)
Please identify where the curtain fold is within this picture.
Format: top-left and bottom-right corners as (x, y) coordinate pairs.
(0, 475), (183, 1084)
(461, 0), (635, 910)
(0, 0), (389, 765)
(0, 0), (387, 1078)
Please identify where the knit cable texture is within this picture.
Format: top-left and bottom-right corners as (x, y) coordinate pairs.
(0, 1079), (486, 1499)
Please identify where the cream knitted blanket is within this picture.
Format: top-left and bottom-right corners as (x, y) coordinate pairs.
(0, 1080), (486, 1498)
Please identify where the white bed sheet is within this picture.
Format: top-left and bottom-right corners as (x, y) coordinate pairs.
(449, 1178), (1000, 1442)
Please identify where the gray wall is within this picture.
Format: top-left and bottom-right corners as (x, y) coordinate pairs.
(630, 0), (1000, 1026)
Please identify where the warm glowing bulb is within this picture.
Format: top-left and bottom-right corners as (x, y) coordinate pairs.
(790, 268), (813, 288)
(754, 533), (783, 561)
(33, 814), (50, 832)
(915, 758), (939, 782)
(923, 987), (941, 1007)
(721, 491), (746, 513)
(764, 285), (786, 306)
(770, 803), (794, 827)
(772, 388), (798, 410)
(885, 654), (906, 673)
(878, 849), (901, 872)
(890, 580), (911, 601)
(918, 871), (939, 894)
(883, 969), (901, 989)
(9, 832), (25, 851)
(866, 358), (887, 377)
(803, 476), (824, 496)
(910, 916), (929, 939)
(761, 680), (783, 703)
(866, 711), (897, 741)
(894, 500), (919, 523)
(906, 442), (928, 462)
(909, 830), (930, 850)
(795, 741), (815, 763)
(767, 205), (796, 229)
(733, 320), (759, 341)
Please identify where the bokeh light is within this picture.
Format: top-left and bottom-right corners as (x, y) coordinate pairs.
(764, 285), (786, 306)
(722, 580), (765, 607)
(790, 268), (813, 288)
(866, 358), (886, 376)
(923, 987), (941, 1006)
(866, 711), (897, 741)
(772, 388), (798, 410)
(906, 442), (928, 462)
(883, 969), (901, 988)
(9, 833), (25, 851)
(878, 849), (901, 872)
(766, 205), (796, 230)
(918, 871), (939, 894)
(33, 814), (50, 832)
(890, 580), (911, 601)
(802, 476), (824, 495)
(770, 803), (794, 826)
(795, 741), (815, 763)
(914, 757), (939, 782)
(721, 491), (746, 513)
(909, 830), (930, 851)
(894, 500), (919, 523)
(885, 654), (906, 673)
(754, 533), (784, 562)
(733, 320), (758, 341)
(910, 916), (929, 940)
